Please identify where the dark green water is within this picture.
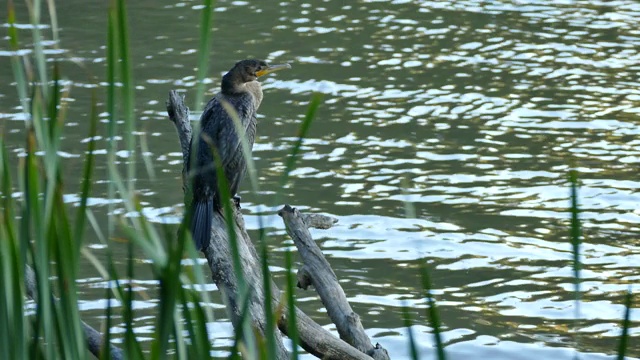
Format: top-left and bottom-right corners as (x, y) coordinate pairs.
(1, 0), (639, 358)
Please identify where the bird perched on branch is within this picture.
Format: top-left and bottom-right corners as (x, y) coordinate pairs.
(188, 59), (291, 251)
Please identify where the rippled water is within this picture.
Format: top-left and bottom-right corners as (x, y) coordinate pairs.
(1, 0), (639, 358)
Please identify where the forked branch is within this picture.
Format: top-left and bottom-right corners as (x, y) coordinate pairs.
(167, 90), (387, 360)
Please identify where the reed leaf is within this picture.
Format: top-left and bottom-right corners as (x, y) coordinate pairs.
(280, 93), (322, 189)
(45, 0), (59, 47)
(73, 89), (99, 242)
(285, 250), (299, 359)
(401, 305), (420, 360)
(261, 243), (277, 360)
(569, 169), (582, 352)
(0, 138), (27, 360)
(115, 0), (136, 193)
(422, 266), (446, 360)
(616, 289), (633, 360)
(106, 0), (118, 236)
(7, 0), (30, 118)
(194, 0), (214, 112)
(25, 0), (49, 101)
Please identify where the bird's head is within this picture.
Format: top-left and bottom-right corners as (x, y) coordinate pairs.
(231, 59), (291, 83)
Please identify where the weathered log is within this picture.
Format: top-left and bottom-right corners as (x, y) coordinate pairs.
(278, 308), (374, 360)
(167, 90), (379, 360)
(24, 265), (124, 360)
(279, 205), (390, 360)
(166, 90), (192, 166)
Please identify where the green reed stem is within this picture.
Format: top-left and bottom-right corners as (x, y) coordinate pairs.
(74, 89), (98, 242)
(285, 250), (299, 359)
(569, 169), (582, 351)
(7, 0), (30, 118)
(194, 0), (214, 112)
(401, 304), (420, 360)
(616, 289), (633, 360)
(207, 142), (257, 354)
(261, 243), (277, 360)
(106, 0), (118, 236)
(52, 182), (85, 358)
(45, 0), (59, 47)
(0, 138), (27, 360)
(422, 266), (446, 360)
(115, 0), (136, 193)
(26, 0), (48, 101)
(280, 93), (322, 190)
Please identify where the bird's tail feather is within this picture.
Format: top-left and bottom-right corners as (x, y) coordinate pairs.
(191, 199), (213, 251)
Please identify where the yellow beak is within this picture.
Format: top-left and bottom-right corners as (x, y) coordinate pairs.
(256, 63), (291, 77)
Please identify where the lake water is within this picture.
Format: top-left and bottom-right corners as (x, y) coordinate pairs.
(1, 0), (639, 358)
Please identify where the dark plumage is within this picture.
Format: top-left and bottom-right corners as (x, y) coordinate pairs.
(188, 59), (291, 251)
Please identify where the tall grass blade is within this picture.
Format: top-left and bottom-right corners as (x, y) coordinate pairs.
(280, 93), (322, 189)
(422, 266), (446, 360)
(106, 0), (119, 237)
(115, 0), (136, 193)
(208, 142), (261, 354)
(25, 124), (57, 359)
(261, 244), (277, 360)
(0, 139), (27, 360)
(25, 0), (49, 101)
(45, 0), (59, 47)
(401, 305), (420, 360)
(7, 0), (30, 118)
(207, 143), (245, 291)
(180, 216), (215, 333)
(150, 225), (186, 359)
(140, 129), (156, 179)
(400, 176), (416, 218)
(219, 101), (269, 261)
(51, 183), (85, 358)
(616, 289), (633, 360)
(180, 288), (211, 359)
(228, 290), (254, 360)
(220, 101), (261, 197)
(101, 286), (114, 360)
(194, 0), (214, 112)
(123, 237), (144, 360)
(74, 89), (98, 242)
(173, 306), (188, 359)
(41, 63), (64, 242)
(569, 169), (582, 355)
(285, 250), (299, 359)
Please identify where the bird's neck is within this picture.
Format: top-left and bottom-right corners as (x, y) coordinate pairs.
(246, 81), (264, 108)
(221, 72), (247, 95)
(221, 74), (264, 107)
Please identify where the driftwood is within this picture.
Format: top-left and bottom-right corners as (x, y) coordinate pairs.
(279, 205), (389, 359)
(24, 265), (124, 360)
(167, 90), (389, 359)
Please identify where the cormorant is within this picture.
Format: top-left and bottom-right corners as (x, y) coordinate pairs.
(188, 59), (291, 251)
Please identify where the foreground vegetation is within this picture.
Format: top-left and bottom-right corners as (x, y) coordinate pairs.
(1, 0), (632, 359)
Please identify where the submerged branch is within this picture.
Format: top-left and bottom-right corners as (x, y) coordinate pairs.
(24, 265), (124, 360)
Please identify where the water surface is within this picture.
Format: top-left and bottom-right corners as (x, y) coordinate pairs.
(1, 0), (639, 358)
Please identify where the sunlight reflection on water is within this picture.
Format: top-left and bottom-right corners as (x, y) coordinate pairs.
(1, 0), (639, 357)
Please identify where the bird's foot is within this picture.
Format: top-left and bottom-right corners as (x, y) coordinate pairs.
(233, 195), (242, 209)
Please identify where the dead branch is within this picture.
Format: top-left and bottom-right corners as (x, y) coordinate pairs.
(167, 90), (383, 360)
(24, 265), (124, 360)
(279, 205), (389, 360)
